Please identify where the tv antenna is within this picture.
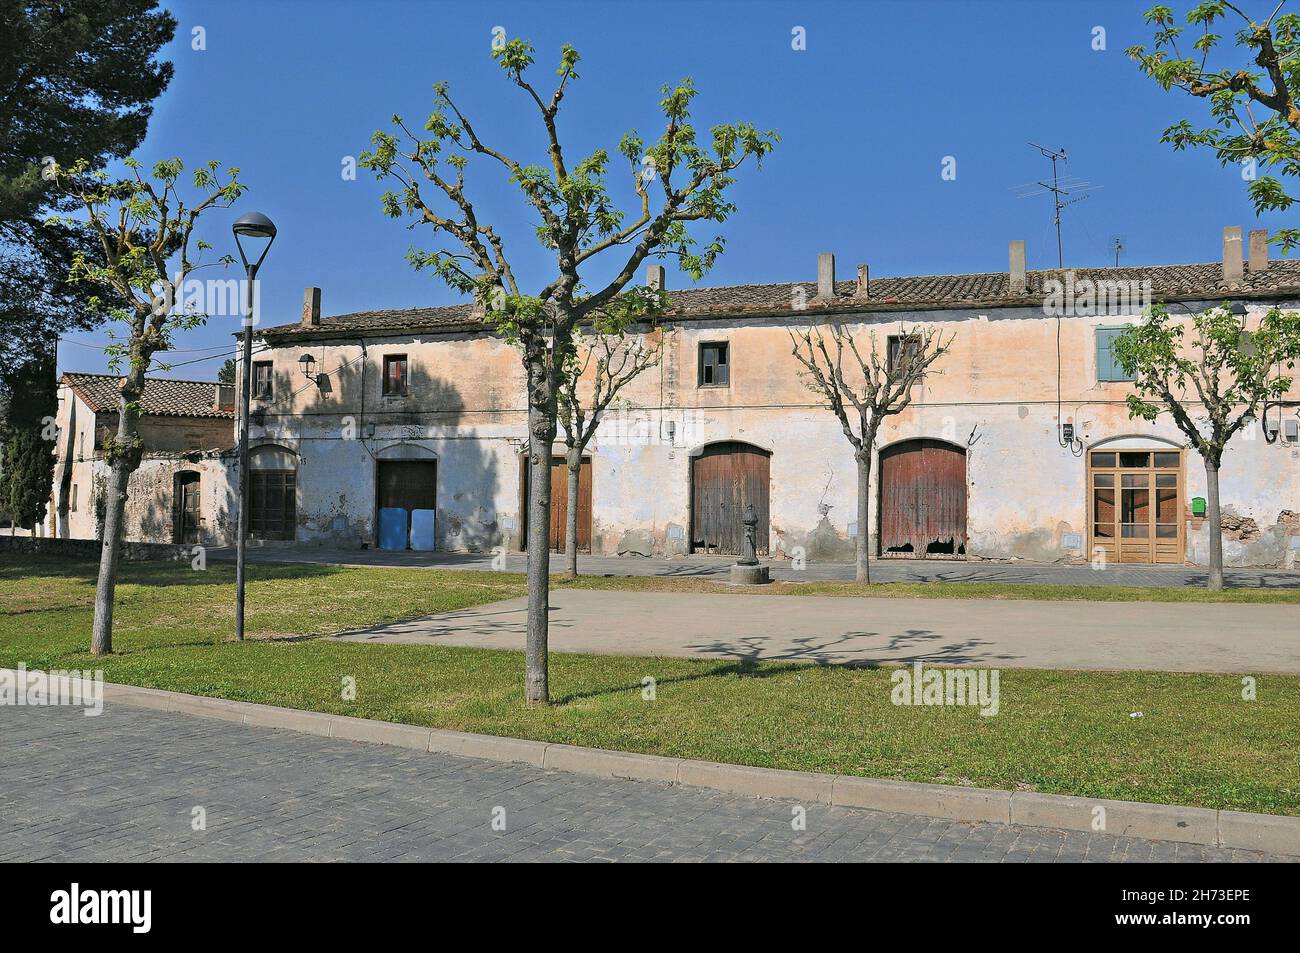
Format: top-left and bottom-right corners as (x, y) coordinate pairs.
(1111, 235), (1126, 267)
(1012, 143), (1095, 268)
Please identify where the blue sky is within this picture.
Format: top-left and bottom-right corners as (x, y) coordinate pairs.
(57, 0), (1280, 377)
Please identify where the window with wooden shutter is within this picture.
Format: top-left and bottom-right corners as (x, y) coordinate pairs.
(383, 355), (408, 396)
(698, 342), (729, 387)
(1095, 327), (1134, 382)
(252, 361), (274, 399)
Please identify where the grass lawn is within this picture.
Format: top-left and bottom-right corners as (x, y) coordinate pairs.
(3, 553), (1298, 816)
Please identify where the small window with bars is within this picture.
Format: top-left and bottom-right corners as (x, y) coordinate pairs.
(698, 342), (729, 387)
(383, 354), (409, 396)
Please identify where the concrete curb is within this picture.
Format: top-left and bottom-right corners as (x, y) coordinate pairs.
(6, 668), (1297, 855)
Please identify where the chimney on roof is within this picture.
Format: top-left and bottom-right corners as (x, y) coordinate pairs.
(1248, 228), (1268, 273)
(1223, 226), (1244, 285)
(214, 383), (235, 413)
(816, 253), (836, 300)
(646, 263), (665, 291)
(302, 287), (321, 327)
(1009, 240), (1026, 296)
(855, 264), (869, 299)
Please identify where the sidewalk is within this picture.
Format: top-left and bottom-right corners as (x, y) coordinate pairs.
(212, 547), (1300, 590)
(335, 588), (1300, 673)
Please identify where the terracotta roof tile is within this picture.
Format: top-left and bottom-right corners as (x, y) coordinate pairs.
(256, 259), (1300, 341)
(62, 373), (234, 419)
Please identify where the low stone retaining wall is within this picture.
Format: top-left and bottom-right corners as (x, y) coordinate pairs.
(0, 535), (193, 561)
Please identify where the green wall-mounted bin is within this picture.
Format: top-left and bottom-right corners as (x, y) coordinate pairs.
(1191, 497), (1207, 517)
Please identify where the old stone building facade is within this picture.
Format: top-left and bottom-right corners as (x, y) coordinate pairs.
(237, 226), (1300, 568)
(51, 373), (237, 546)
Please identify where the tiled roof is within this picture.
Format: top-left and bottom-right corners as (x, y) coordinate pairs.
(62, 373), (234, 419)
(257, 259), (1300, 341)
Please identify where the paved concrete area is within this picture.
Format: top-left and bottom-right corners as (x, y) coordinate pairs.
(1, 705), (1285, 862)
(336, 589), (1300, 673)
(213, 547), (1300, 590)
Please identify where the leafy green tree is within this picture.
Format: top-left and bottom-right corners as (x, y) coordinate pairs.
(1128, 2), (1300, 250)
(0, 428), (54, 531)
(218, 357), (236, 384)
(0, 354), (58, 532)
(52, 157), (245, 654)
(0, 0), (176, 373)
(1113, 304), (1300, 589)
(361, 38), (776, 705)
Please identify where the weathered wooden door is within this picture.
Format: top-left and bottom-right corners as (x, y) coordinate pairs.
(691, 441), (770, 555)
(878, 439), (967, 556)
(249, 470), (296, 540)
(547, 457), (592, 553)
(173, 471), (201, 544)
(519, 455), (592, 552)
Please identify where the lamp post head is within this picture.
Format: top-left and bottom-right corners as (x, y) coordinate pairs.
(232, 211), (277, 275)
(232, 211), (277, 239)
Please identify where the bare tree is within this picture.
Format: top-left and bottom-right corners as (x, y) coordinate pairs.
(361, 39), (776, 705)
(789, 322), (953, 582)
(557, 298), (664, 577)
(54, 157), (244, 654)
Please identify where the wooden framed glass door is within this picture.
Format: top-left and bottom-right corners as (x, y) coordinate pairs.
(1088, 449), (1184, 564)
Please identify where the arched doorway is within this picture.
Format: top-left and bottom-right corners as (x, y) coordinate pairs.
(172, 471), (201, 544)
(690, 441), (770, 555)
(249, 445), (297, 541)
(878, 438), (967, 557)
(1087, 437), (1184, 564)
(375, 444), (437, 551)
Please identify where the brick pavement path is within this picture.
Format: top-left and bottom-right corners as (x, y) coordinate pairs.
(1, 705), (1287, 863)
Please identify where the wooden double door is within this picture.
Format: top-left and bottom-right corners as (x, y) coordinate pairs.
(690, 442), (770, 556)
(521, 456), (592, 552)
(878, 439), (967, 556)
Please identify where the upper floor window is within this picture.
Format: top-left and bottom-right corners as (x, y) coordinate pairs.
(1095, 327), (1135, 382)
(887, 334), (922, 377)
(698, 342), (729, 387)
(252, 361), (274, 399)
(383, 354), (409, 396)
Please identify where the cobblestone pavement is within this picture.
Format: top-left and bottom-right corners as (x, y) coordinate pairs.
(1, 705), (1287, 863)
(213, 548), (1300, 589)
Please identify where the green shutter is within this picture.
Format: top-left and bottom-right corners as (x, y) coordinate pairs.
(1096, 327), (1131, 382)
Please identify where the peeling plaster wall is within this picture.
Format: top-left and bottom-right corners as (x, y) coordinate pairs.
(245, 301), (1300, 566)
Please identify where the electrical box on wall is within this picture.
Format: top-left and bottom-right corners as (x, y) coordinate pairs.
(1284, 419), (1299, 443)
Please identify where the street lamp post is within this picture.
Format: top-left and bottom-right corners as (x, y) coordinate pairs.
(232, 212), (277, 641)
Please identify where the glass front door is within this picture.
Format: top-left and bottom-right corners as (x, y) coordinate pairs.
(1088, 449), (1184, 564)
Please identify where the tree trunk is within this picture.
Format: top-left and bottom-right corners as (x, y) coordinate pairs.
(1204, 456), (1224, 591)
(91, 397), (141, 655)
(564, 446), (581, 579)
(524, 364), (556, 706)
(855, 450), (871, 583)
